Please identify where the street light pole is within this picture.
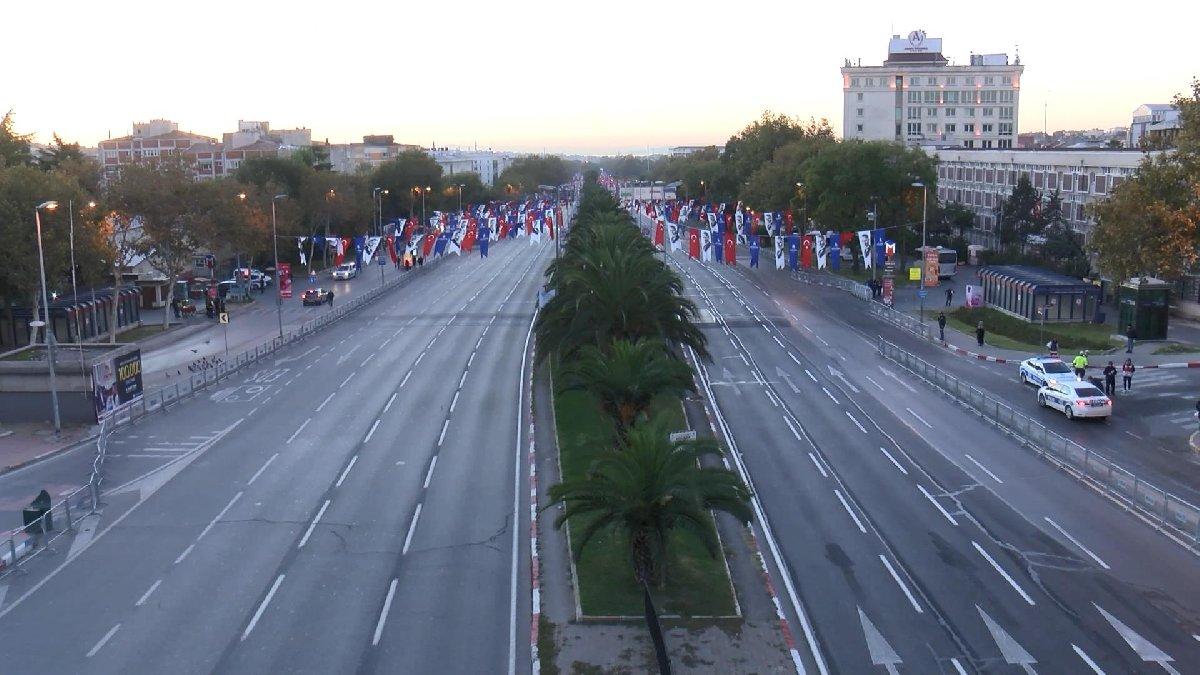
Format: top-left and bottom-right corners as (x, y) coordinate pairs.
(35, 201), (62, 433)
(457, 184), (465, 214)
(271, 194), (286, 338)
(912, 181), (928, 323)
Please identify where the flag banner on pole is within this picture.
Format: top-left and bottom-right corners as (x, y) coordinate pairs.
(857, 230), (874, 269)
(829, 233), (841, 271)
(433, 234), (448, 257)
(298, 238), (307, 267)
(723, 228), (736, 265)
(712, 221), (724, 263)
(800, 234), (813, 269)
(422, 233), (436, 258)
(785, 211), (795, 235)
(479, 226), (490, 257)
(749, 235), (760, 268)
(815, 231), (828, 270)
(688, 227), (701, 259)
(654, 219), (665, 248)
(774, 236), (786, 269)
(668, 223), (682, 252)
(872, 229), (886, 268)
(787, 234), (800, 271)
(700, 229), (713, 262)
(363, 236), (381, 266)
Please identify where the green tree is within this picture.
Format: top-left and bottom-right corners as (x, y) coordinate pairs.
(498, 155), (571, 193)
(995, 174), (1043, 248)
(546, 417), (752, 588)
(0, 110), (33, 168)
(561, 338), (696, 435)
(36, 134), (86, 172)
(722, 112), (831, 194)
(371, 150), (444, 219)
(740, 134), (836, 212)
(942, 202), (976, 239)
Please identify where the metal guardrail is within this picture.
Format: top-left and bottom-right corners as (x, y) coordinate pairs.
(790, 269), (932, 340)
(878, 337), (1200, 551)
(1, 258), (443, 577)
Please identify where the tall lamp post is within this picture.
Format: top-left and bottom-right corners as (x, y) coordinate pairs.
(271, 194), (287, 338)
(912, 181), (929, 323)
(372, 187), (389, 236)
(68, 200), (96, 379)
(457, 184), (466, 214)
(35, 200), (62, 433)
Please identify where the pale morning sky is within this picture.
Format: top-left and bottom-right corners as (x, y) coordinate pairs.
(4, 0), (1197, 155)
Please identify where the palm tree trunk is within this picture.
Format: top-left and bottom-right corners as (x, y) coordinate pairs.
(642, 581), (672, 675)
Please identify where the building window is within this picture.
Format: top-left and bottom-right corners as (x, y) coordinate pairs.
(908, 91), (921, 103)
(945, 108), (956, 117)
(998, 139), (1012, 149)
(967, 108), (977, 117)
(964, 123), (975, 132)
(985, 76), (995, 86)
(857, 108), (864, 116)
(924, 90), (939, 103)
(866, 77), (875, 86)
(851, 77), (860, 87)
(1002, 75), (1013, 85)
(927, 107), (937, 117)
(944, 91), (959, 104)
(857, 92), (863, 101)
(983, 108), (994, 117)
(926, 123), (938, 134)
(998, 123), (1013, 135)
(945, 123), (956, 133)
(999, 90), (1014, 103)
(911, 76), (921, 86)
(947, 76), (957, 85)
(982, 140), (993, 149)
(856, 124), (864, 133)
(999, 107), (1013, 119)
(963, 90), (978, 104)
(907, 122), (922, 135)
(907, 107), (922, 119)
(982, 124), (994, 133)
(981, 90), (998, 103)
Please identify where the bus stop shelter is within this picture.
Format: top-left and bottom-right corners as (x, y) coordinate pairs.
(979, 265), (1101, 323)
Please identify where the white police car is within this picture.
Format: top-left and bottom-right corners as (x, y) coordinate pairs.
(1018, 357), (1076, 387)
(331, 263), (358, 280)
(1037, 380), (1112, 420)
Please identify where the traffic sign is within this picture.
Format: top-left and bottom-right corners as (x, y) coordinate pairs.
(219, 312), (229, 324)
(378, 256), (386, 266)
(669, 430), (697, 443)
(917, 290), (928, 299)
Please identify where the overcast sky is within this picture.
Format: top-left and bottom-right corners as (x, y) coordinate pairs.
(5, 0), (1196, 154)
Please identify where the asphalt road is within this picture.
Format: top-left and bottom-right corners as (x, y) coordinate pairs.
(0, 236), (550, 673)
(667, 251), (1200, 674)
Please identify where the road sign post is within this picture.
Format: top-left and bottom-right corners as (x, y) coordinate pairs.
(219, 312), (230, 357)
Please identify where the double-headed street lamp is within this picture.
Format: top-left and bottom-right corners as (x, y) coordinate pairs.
(34, 200), (62, 433)
(413, 186), (431, 228)
(373, 187), (389, 236)
(912, 181), (929, 323)
(271, 194), (287, 338)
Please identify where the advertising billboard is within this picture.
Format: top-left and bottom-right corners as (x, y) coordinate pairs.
(278, 262), (293, 299)
(92, 349), (144, 422)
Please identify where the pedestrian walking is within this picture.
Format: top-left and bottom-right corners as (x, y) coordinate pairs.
(328, 290), (335, 306)
(1103, 361), (1118, 397)
(1072, 351), (1089, 380)
(937, 312), (947, 342)
(945, 287), (954, 307)
(1046, 338), (1059, 358)
(1125, 323), (1137, 354)
(1122, 358), (1135, 391)
(975, 320), (985, 346)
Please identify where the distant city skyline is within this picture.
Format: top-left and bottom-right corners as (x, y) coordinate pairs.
(5, 0), (1197, 155)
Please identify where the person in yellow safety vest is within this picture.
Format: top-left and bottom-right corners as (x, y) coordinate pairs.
(1072, 351), (1088, 380)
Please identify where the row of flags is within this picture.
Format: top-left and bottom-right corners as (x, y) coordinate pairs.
(633, 200), (892, 272)
(291, 197), (568, 268)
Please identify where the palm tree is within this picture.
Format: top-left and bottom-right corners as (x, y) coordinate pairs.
(546, 418), (752, 587)
(561, 338), (696, 435)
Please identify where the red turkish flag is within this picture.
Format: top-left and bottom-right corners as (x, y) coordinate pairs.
(723, 229), (736, 265)
(525, 214), (534, 237)
(545, 213), (555, 240)
(654, 220), (665, 247)
(785, 211), (795, 235)
(801, 235), (813, 268)
(688, 228), (700, 259)
(840, 231), (854, 246)
(462, 223), (477, 252)
(387, 235), (398, 263)
(422, 233), (435, 258)
(403, 218), (416, 242)
(499, 221), (509, 239)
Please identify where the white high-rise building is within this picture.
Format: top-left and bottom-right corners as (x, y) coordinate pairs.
(841, 31), (1024, 149)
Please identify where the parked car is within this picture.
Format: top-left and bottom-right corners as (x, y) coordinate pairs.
(331, 263), (358, 280)
(302, 288), (333, 306)
(1037, 381), (1112, 420)
(233, 268), (272, 289)
(1018, 357), (1076, 387)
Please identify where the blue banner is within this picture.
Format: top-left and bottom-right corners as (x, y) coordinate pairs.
(872, 229), (885, 267)
(787, 234), (800, 271)
(829, 234), (841, 271)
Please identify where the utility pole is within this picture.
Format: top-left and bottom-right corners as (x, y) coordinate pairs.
(271, 194), (286, 338)
(35, 201), (62, 433)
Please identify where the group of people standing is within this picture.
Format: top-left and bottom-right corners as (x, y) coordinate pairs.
(1070, 349), (1137, 396)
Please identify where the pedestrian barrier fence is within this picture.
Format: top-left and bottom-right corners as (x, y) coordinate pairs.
(878, 337), (1200, 551)
(1, 258), (443, 577)
(790, 270), (932, 340)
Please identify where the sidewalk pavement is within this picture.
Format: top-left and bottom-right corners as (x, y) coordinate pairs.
(0, 423), (95, 477)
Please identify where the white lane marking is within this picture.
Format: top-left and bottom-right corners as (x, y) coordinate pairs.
(468, 352), (477, 367)
(963, 454), (1004, 483)
(950, 658), (969, 675)
(1043, 517), (1110, 570)
(87, 623), (121, 657)
(845, 411), (867, 434)
(316, 393), (335, 412)
(906, 408), (933, 429)
(804, 369), (817, 382)
(413, 353), (425, 367)
(803, 325), (814, 333)
(879, 366), (919, 393)
(815, 334), (830, 347)
(437, 419), (451, 446)
(339, 373), (355, 388)
(336, 456), (359, 488)
(450, 390), (460, 413)
(973, 541), (1036, 605)
(383, 392), (398, 413)
(459, 371), (468, 389)
(509, 309), (537, 675)
(821, 387), (839, 404)
(1124, 430), (1143, 440)
(380, 338), (391, 348)
(372, 578), (399, 646)
(878, 447), (908, 475)
(423, 456), (438, 489)
(879, 555), (923, 614)
(359, 357), (372, 369)
(173, 544), (195, 564)
(198, 491), (244, 541)
(772, 335), (785, 348)
(740, 354), (750, 366)
(241, 574), (285, 640)
(364, 419), (381, 443)
(287, 418), (311, 444)
(402, 503), (422, 555)
(918, 485), (959, 526)
(1071, 644), (1107, 674)
(789, 352), (802, 365)
(834, 489), (867, 534)
(783, 416), (803, 441)
(764, 390), (780, 407)
(808, 452), (829, 478)
(863, 375), (885, 391)
(297, 500), (331, 548)
(400, 371), (412, 388)
(135, 579), (162, 607)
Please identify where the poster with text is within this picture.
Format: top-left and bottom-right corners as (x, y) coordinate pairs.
(278, 262), (293, 299)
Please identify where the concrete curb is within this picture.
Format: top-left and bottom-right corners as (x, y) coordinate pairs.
(0, 432), (99, 478)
